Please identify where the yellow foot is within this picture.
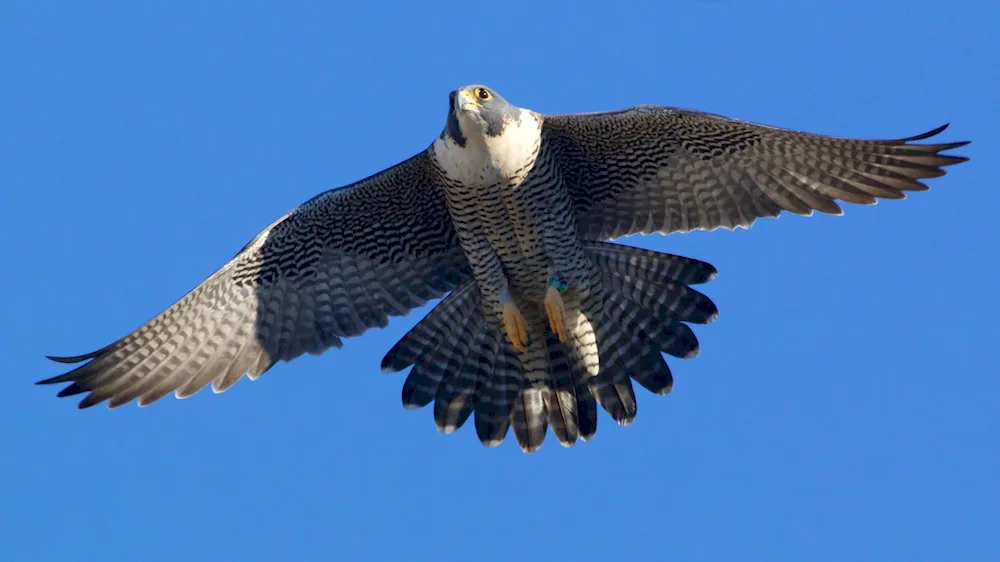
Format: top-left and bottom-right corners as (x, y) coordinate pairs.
(502, 300), (529, 353)
(544, 285), (569, 343)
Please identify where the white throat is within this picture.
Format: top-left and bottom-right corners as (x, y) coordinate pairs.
(433, 108), (542, 187)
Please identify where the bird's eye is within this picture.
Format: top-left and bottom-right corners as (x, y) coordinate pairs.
(475, 88), (491, 100)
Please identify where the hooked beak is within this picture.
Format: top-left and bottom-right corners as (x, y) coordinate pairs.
(450, 89), (480, 114)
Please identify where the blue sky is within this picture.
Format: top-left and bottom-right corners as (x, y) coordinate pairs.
(2, 1), (996, 560)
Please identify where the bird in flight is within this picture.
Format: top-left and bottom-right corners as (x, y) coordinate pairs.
(39, 85), (970, 452)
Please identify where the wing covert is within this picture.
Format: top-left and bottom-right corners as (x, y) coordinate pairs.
(39, 151), (471, 408)
(540, 107), (969, 240)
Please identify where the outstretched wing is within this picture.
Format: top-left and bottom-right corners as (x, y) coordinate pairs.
(539, 106), (970, 240)
(39, 151), (471, 408)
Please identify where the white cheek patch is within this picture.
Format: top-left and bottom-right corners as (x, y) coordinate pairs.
(433, 109), (543, 187)
(433, 135), (489, 185)
(482, 110), (542, 182)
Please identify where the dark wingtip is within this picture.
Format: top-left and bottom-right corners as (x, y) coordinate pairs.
(379, 354), (393, 372)
(943, 153), (970, 165)
(898, 124), (972, 153)
(939, 140), (971, 150)
(45, 340), (118, 364)
(704, 265), (720, 282)
(77, 395), (105, 409)
(45, 354), (93, 364)
(690, 262), (720, 285)
(380, 351), (409, 373)
(36, 372), (73, 386)
(687, 259), (719, 285)
(55, 382), (87, 397)
(900, 123), (950, 142)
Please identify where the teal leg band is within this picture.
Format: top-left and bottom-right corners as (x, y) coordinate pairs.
(548, 274), (568, 293)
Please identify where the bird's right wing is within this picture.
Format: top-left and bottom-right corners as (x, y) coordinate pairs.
(39, 151), (471, 409)
(540, 106), (970, 240)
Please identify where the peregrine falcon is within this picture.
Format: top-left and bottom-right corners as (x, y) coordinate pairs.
(38, 85), (970, 452)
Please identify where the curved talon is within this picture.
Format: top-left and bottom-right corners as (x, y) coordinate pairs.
(502, 300), (529, 353)
(544, 285), (569, 343)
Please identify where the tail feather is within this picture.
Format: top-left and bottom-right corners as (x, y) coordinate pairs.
(607, 290), (701, 359)
(545, 270), (610, 445)
(510, 305), (553, 453)
(395, 286), (481, 410)
(582, 241), (718, 285)
(542, 330), (580, 447)
(602, 269), (719, 326)
(590, 294), (645, 425)
(512, 386), (549, 453)
(383, 283), (478, 372)
(631, 342), (674, 396)
(588, 366), (639, 426)
(576, 379), (599, 441)
(555, 319), (600, 443)
(555, 289), (598, 440)
(432, 325), (482, 434)
(381, 242), (719, 452)
(472, 329), (520, 447)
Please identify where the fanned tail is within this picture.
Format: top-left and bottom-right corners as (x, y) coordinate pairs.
(380, 241), (719, 453)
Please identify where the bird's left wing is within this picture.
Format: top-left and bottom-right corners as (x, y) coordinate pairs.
(39, 151), (471, 408)
(539, 106), (969, 240)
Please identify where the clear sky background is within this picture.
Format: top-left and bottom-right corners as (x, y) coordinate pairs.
(2, 1), (996, 560)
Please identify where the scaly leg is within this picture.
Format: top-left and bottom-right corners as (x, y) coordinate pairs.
(544, 274), (569, 343)
(500, 292), (529, 353)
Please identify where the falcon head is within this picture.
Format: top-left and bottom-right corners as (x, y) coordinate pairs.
(443, 85), (523, 147)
